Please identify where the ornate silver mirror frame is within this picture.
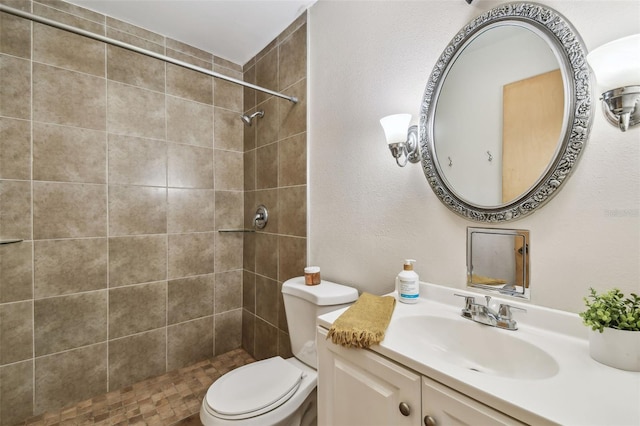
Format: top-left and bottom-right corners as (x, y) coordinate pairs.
(420, 2), (593, 222)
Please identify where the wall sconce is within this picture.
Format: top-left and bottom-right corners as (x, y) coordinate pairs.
(586, 34), (640, 132)
(379, 114), (419, 167)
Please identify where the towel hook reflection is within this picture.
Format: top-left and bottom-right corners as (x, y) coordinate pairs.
(448, 156), (453, 167)
(486, 151), (493, 162)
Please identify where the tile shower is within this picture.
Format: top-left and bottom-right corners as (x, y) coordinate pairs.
(0, 0), (307, 423)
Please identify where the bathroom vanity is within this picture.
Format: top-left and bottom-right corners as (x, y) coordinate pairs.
(316, 283), (640, 426)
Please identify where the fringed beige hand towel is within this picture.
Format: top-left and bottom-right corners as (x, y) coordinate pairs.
(470, 274), (507, 286)
(327, 292), (396, 349)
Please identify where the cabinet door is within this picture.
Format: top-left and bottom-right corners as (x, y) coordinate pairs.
(422, 377), (524, 426)
(317, 327), (421, 426)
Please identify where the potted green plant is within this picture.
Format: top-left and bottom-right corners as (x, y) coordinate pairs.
(579, 288), (640, 371)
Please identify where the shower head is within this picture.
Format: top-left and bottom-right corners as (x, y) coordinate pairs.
(241, 110), (265, 127)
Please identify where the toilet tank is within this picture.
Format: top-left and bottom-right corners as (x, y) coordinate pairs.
(282, 277), (358, 369)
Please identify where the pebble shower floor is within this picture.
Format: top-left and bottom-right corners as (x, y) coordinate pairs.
(16, 349), (255, 426)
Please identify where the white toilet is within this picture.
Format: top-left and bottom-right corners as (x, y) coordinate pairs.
(200, 276), (358, 426)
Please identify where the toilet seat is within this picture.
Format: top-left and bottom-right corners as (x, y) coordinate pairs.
(205, 357), (304, 420)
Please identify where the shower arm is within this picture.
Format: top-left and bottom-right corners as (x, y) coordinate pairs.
(0, 4), (298, 104)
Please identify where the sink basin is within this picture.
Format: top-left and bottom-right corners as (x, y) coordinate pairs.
(390, 315), (559, 380)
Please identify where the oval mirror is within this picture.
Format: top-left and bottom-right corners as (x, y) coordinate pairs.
(420, 2), (593, 222)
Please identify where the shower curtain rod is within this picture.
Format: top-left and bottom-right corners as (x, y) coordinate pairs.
(0, 4), (299, 104)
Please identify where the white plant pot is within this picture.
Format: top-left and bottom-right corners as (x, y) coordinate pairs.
(588, 328), (640, 372)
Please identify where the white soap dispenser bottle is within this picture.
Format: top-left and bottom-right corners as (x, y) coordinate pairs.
(396, 259), (419, 304)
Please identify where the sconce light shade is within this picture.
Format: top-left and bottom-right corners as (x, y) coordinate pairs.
(587, 34), (640, 131)
(380, 114), (419, 167)
(380, 114), (412, 144)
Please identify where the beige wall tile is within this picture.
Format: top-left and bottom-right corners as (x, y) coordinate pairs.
(166, 63), (213, 105)
(214, 69), (243, 112)
(168, 274), (214, 324)
(243, 65), (257, 114)
(214, 309), (242, 355)
(0, 179), (31, 240)
(33, 2), (105, 30)
(255, 48), (278, 106)
(278, 78), (306, 140)
(106, 16), (164, 46)
(278, 281), (288, 331)
(34, 291), (107, 356)
(33, 23), (105, 76)
(278, 329), (293, 359)
(279, 24), (307, 91)
(214, 56), (242, 72)
(243, 116), (256, 153)
(107, 46), (165, 92)
(108, 134), (167, 187)
(33, 63), (106, 130)
(244, 149), (256, 191)
(0, 54), (31, 120)
(215, 190), (243, 231)
(243, 271), (255, 314)
(108, 282), (166, 339)
(33, 123), (107, 184)
(0, 241), (33, 303)
(107, 81), (165, 139)
(167, 38), (212, 63)
(256, 143), (278, 190)
(241, 310), (255, 355)
(108, 185), (166, 236)
(256, 97), (279, 148)
(168, 232), (215, 279)
(106, 26), (164, 54)
(278, 133), (307, 187)
(214, 107), (244, 152)
(255, 275), (278, 325)
(0, 301), (33, 365)
(0, 6), (31, 59)
(255, 232), (277, 279)
(34, 238), (107, 298)
(243, 231), (256, 272)
(254, 318), (277, 361)
(167, 97), (214, 147)
(167, 188), (215, 233)
(109, 235), (167, 288)
(167, 317), (213, 371)
(278, 236), (306, 283)
(0, 117), (30, 180)
(166, 48), (212, 70)
(0, 360), (33, 426)
(214, 270), (242, 314)
(108, 329), (166, 391)
(34, 344), (107, 415)
(33, 182), (106, 239)
(167, 143), (213, 188)
(214, 232), (242, 272)
(214, 149), (243, 191)
(278, 185), (306, 237)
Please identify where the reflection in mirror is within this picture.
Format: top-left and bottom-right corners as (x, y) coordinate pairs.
(434, 25), (564, 206)
(467, 227), (530, 299)
(420, 2), (593, 222)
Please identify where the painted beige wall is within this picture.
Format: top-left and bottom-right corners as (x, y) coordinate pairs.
(308, 0), (640, 313)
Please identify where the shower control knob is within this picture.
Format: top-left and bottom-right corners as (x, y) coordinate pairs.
(399, 402), (411, 416)
(424, 415), (437, 426)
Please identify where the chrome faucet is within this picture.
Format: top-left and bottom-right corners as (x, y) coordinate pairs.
(454, 294), (526, 330)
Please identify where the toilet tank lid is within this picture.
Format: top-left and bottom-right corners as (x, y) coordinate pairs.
(282, 276), (358, 306)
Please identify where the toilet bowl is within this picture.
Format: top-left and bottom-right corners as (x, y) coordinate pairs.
(200, 277), (358, 426)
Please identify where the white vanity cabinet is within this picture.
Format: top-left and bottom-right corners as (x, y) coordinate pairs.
(421, 376), (524, 426)
(317, 327), (523, 426)
(317, 327), (421, 426)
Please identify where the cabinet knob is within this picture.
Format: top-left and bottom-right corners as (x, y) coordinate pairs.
(398, 402), (411, 416)
(424, 415), (437, 426)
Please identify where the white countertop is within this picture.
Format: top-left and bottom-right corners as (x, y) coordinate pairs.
(317, 282), (640, 426)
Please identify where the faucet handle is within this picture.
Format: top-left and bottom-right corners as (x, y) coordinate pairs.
(498, 304), (527, 320)
(454, 294), (475, 311)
